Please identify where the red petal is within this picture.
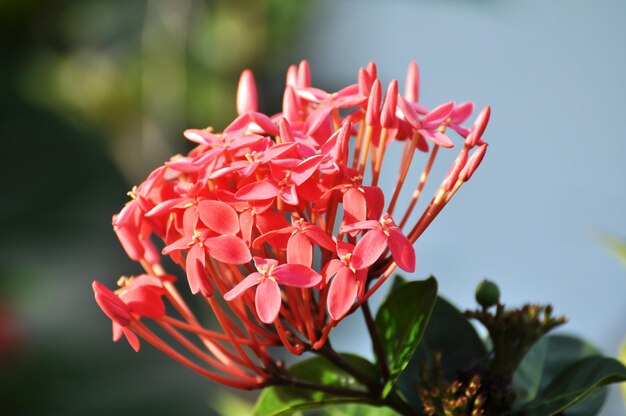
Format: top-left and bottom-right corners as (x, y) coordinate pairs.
(327, 267), (358, 320)
(114, 225), (144, 261)
(273, 264), (322, 288)
(302, 225), (335, 251)
(93, 281), (132, 326)
(291, 155), (323, 186)
(123, 327), (141, 352)
(287, 231), (312, 267)
(239, 210), (254, 246)
(224, 272), (261, 301)
(343, 187), (366, 224)
(186, 244), (209, 295)
(321, 259), (344, 284)
(198, 200), (239, 235)
(352, 230), (387, 269)
(123, 288), (165, 318)
(255, 279), (282, 324)
(388, 229), (416, 272)
(204, 235), (252, 265)
(236, 181), (279, 201)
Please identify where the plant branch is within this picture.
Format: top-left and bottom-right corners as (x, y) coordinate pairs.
(362, 298), (390, 382)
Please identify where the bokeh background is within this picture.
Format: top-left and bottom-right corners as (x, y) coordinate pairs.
(1, 0), (625, 414)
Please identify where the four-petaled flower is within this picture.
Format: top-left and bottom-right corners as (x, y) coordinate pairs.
(224, 257), (322, 324)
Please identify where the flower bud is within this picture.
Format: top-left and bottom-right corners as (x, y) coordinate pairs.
(475, 279), (500, 308)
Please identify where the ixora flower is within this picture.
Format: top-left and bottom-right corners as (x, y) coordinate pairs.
(93, 60), (490, 389)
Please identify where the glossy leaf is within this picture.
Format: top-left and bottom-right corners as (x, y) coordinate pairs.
(253, 354), (379, 416)
(319, 403), (398, 415)
(375, 276), (438, 397)
(512, 334), (603, 406)
(509, 356), (626, 415)
(397, 296), (487, 408)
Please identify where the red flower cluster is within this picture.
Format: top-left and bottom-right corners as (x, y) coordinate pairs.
(93, 61), (490, 388)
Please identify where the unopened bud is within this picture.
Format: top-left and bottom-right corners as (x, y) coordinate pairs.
(404, 60), (420, 102)
(236, 69), (258, 115)
(381, 80), (399, 128)
(476, 279), (500, 308)
(366, 79), (382, 126)
(466, 106), (491, 147)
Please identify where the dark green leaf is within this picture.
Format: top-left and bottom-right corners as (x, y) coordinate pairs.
(375, 276), (438, 397)
(512, 334), (602, 406)
(253, 354), (378, 416)
(509, 356), (626, 416)
(397, 296), (487, 407)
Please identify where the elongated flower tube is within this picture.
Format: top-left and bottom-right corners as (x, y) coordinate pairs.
(93, 60), (491, 389)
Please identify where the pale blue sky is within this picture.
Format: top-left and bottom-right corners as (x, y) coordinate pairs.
(296, 1), (626, 413)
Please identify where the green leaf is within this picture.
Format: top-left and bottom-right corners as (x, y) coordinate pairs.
(509, 356), (626, 416)
(317, 402), (398, 415)
(397, 296), (487, 408)
(512, 334), (603, 406)
(253, 354), (379, 416)
(375, 276), (438, 397)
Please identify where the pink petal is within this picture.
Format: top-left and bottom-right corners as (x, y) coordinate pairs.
(304, 105), (333, 136)
(388, 229), (416, 273)
(93, 281), (132, 326)
(273, 264), (322, 288)
(327, 267), (358, 320)
(183, 129), (217, 145)
(198, 200), (239, 235)
(291, 155), (323, 186)
(343, 187), (366, 224)
(398, 96), (421, 129)
(287, 231), (312, 267)
(122, 327), (141, 352)
(161, 235), (191, 255)
(114, 225), (144, 261)
(364, 186), (385, 220)
(123, 287), (165, 319)
(279, 185), (299, 206)
(224, 113), (251, 135)
(224, 272), (261, 301)
(302, 225), (336, 251)
(422, 101), (455, 127)
(255, 279), (282, 324)
(186, 244), (211, 296)
(340, 220), (379, 234)
(322, 259), (344, 284)
(239, 210), (254, 246)
(204, 235), (252, 265)
(252, 227), (293, 249)
(250, 111), (279, 136)
(235, 181), (279, 201)
(352, 230), (388, 269)
(451, 101), (474, 124)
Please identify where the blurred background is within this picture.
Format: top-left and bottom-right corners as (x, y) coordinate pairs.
(1, 0), (624, 414)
